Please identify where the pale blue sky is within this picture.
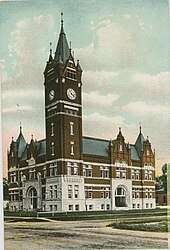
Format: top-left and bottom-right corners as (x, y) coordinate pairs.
(1, 0), (170, 176)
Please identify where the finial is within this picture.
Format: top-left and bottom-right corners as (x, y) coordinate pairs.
(50, 42), (52, 55)
(31, 135), (33, 140)
(139, 122), (141, 133)
(61, 12), (63, 26)
(12, 136), (14, 141)
(147, 136), (149, 140)
(20, 122), (22, 134)
(119, 127), (121, 132)
(69, 41), (72, 51)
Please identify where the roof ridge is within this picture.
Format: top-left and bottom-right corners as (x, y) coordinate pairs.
(83, 136), (109, 142)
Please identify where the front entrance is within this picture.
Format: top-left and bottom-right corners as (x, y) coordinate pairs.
(115, 187), (127, 207)
(27, 187), (37, 210)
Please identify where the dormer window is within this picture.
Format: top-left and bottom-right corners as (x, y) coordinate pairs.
(147, 150), (149, 156)
(119, 144), (122, 152)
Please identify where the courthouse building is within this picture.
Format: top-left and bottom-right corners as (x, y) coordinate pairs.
(7, 15), (156, 212)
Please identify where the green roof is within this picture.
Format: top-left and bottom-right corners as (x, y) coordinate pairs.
(54, 24), (70, 64)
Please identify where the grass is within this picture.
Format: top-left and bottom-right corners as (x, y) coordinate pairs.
(108, 217), (168, 232)
(4, 208), (168, 233)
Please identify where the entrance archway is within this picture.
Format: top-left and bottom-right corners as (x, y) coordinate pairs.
(27, 187), (37, 210)
(115, 186), (127, 207)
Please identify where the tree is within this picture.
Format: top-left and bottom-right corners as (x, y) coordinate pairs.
(155, 164), (167, 193)
(3, 177), (9, 201)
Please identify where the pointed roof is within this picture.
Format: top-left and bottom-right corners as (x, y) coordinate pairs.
(54, 13), (70, 64)
(16, 125), (26, 158)
(135, 126), (145, 157)
(77, 60), (82, 71)
(117, 127), (124, 140)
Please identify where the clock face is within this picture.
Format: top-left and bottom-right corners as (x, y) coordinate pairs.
(49, 89), (55, 101)
(67, 88), (76, 100)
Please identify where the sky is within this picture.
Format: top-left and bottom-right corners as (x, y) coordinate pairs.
(1, 0), (170, 177)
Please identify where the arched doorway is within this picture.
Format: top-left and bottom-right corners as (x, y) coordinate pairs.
(115, 186), (127, 207)
(27, 187), (37, 210)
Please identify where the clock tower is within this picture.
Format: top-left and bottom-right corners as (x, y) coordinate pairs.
(44, 14), (83, 178)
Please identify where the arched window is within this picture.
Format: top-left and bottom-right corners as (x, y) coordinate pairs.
(115, 187), (127, 207)
(27, 187), (37, 210)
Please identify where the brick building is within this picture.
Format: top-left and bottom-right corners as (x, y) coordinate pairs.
(7, 15), (156, 212)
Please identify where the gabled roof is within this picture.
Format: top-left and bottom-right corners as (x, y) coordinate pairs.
(54, 23), (70, 64)
(83, 136), (109, 157)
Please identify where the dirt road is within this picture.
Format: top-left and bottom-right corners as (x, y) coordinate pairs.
(4, 219), (168, 250)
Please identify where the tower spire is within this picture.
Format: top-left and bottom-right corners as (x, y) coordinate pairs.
(54, 12), (70, 64)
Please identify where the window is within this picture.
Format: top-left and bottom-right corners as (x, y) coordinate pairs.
(75, 204), (79, 211)
(136, 190), (139, 199)
(70, 142), (74, 155)
(145, 189), (148, 199)
(67, 69), (76, 80)
(133, 204), (136, 209)
(43, 167), (46, 178)
(51, 142), (54, 156)
(101, 204), (104, 210)
(73, 163), (78, 175)
(146, 203), (149, 208)
(120, 144), (122, 152)
(67, 162), (72, 176)
(147, 150), (149, 156)
(54, 205), (57, 211)
(50, 205), (53, 211)
(68, 185), (72, 198)
(149, 189), (152, 198)
(149, 171), (152, 180)
(50, 186), (53, 199)
(29, 169), (35, 180)
(10, 172), (16, 183)
(51, 123), (54, 136)
(137, 204), (140, 208)
(115, 160), (120, 179)
(106, 204), (110, 210)
(100, 169), (104, 178)
(70, 122), (74, 135)
(75, 185), (79, 199)
(69, 205), (73, 211)
(132, 192), (135, 199)
(101, 192), (104, 199)
(132, 170), (135, 180)
(122, 171), (126, 179)
(54, 185), (58, 199)
(89, 205), (93, 210)
(88, 191), (92, 199)
(88, 169), (92, 177)
(116, 171), (120, 178)
(145, 170), (148, 180)
(105, 169), (109, 178)
(83, 165), (86, 176)
(106, 192), (109, 199)
(150, 204), (152, 208)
